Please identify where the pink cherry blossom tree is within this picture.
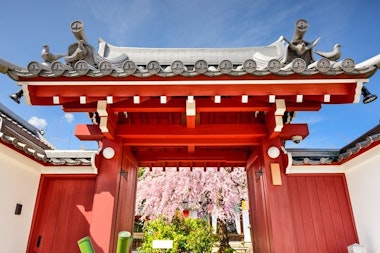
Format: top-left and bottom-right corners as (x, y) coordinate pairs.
(135, 167), (248, 252)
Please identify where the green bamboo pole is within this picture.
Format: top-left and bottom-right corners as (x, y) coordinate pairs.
(77, 236), (95, 253)
(116, 231), (133, 253)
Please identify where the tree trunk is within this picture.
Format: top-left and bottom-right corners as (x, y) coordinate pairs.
(216, 219), (232, 253)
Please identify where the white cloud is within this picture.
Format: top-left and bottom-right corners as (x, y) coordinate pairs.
(28, 116), (48, 130)
(63, 113), (75, 123)
(292, 112), (325, 125)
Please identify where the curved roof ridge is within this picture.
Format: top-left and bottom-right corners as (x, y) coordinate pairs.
(98, 38), (285, 66)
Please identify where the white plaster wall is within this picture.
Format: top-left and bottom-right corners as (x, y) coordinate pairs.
(345, 145), (380, 253)
(0, 144), (42, 253)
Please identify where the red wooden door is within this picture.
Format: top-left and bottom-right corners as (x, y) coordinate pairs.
(27, 175), (96, 253)
(287, 175), (358, 253)
(247, 156), (272, 253)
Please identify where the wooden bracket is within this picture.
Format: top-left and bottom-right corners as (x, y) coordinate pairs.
(266, 99), (286, 139)
(97, 100), (117, 140)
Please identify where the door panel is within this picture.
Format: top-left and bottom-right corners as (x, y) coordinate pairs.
(28, 176), (96, 253)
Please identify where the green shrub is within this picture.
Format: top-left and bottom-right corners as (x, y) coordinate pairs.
(140, 213), (216, 253)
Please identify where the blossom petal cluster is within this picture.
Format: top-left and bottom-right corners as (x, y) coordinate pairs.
(136, 167), (248, 221)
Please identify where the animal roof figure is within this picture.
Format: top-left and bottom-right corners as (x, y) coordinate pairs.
(314, 44), (342, 61)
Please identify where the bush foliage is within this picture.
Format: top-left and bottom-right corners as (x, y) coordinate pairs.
(139, 213), (216, 253)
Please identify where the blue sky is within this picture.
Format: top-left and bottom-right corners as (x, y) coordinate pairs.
(0, 0), (379, 150)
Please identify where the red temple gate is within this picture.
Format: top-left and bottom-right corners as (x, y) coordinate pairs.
(2, 19), (379, 253)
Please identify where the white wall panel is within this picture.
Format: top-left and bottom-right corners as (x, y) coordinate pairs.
(0, 145), (41, 253)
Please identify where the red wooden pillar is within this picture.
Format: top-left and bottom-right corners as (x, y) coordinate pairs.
(89, 138), (138, 253)
(246, 137), (297, 253)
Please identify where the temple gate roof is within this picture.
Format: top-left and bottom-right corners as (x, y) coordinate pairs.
(1, 19), (379, 80)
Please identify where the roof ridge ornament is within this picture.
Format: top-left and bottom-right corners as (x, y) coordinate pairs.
(314, 44), (342, 61)
(283, 19), (320, 65)
(41, 45), (66, 64)
(64, 20), (97, 67)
